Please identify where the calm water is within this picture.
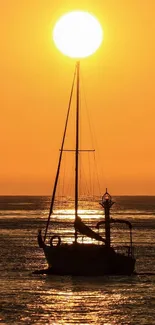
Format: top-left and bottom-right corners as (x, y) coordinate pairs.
(0, 196), (155, 325)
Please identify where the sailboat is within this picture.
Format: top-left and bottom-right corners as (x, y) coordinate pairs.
(38, 62), (136, 275)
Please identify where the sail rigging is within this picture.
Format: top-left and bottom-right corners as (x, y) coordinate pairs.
(38, 60), (136, 276)
(44, 65), (77, 241)
(75, 216), (105, 243)
(44, 61), (102, 244)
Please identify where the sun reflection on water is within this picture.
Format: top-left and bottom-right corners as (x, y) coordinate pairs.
(25, 275), (143, 325)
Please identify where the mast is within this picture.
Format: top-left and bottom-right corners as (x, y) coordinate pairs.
(74, 61), (80, 243)
(44, 67), (76, 242)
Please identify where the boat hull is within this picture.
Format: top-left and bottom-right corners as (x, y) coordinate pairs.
(42, 243), (135, 276)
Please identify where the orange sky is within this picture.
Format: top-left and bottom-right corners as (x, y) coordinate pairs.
(1, 1), (155, 195)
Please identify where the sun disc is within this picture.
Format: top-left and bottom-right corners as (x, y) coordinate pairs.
(53, 11), (103, 58)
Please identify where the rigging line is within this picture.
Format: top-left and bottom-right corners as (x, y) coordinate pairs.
(61, 151), (66, 202)
(81, 70), (95, 150)
(80, 155), (91, 196)
(44, 65), (77, 241)
(87, 151), (92, 196)
(81, 72), (102, 196)
(81, 70), (108, 191)
(93, 151), (102, 196)
(67, 156), (74, 197)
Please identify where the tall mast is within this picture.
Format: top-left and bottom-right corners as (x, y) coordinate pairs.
(74, 61), (80, 243)
(44, 67), (76, 242)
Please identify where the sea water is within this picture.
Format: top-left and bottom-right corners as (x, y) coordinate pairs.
(0, 196), (155, 325)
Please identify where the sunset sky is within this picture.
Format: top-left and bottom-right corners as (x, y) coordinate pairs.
(1, 1), (155, 195)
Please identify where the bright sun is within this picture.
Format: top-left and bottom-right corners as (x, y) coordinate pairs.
(53, 11), (103, 58)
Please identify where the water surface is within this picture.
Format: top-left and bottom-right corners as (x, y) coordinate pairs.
(0, 196), (155, 324)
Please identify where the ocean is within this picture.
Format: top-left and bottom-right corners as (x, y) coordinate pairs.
(0, 195), (155, 325)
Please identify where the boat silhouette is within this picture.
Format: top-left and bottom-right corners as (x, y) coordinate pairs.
(38, 62), (135, 275)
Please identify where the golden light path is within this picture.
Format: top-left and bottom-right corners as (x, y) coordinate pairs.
(53, 11), (103, 58)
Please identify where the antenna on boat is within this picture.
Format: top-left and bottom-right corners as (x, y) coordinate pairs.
(100, 189), (114, 248)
